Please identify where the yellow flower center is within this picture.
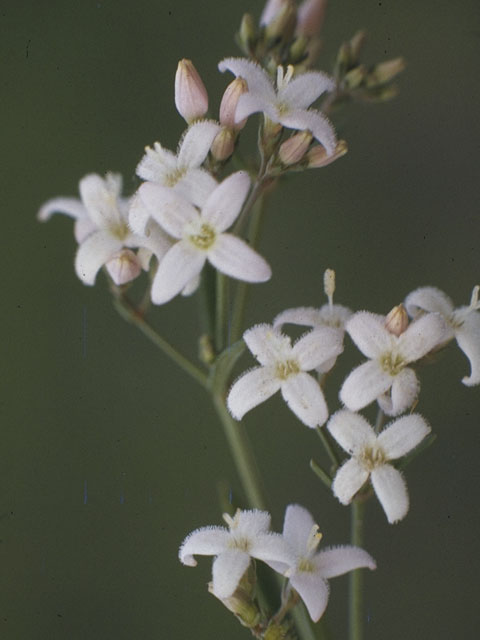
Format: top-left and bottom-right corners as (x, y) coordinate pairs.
(111, 222), (130, 241)
(189, 223), (216, 250)
(165, 167), (187, 187)
(275, 359), (300, 380)
(359, 445), (386, 472)
(379, 352), (405, 376)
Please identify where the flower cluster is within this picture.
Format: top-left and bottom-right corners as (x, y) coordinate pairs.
(179, 504), (375, 624)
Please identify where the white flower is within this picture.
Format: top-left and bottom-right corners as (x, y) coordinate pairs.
(38, 173), (170, 286)
(404, 285), (480, 386)
(227, 324), (343, 427)
(134, 120), (221, 228)
(272, 504), (376, 622)
(273, 304), (352, 373)
(327, 410), (431, 524)
(131, 171), (271, 305)
(179, 509), (292, 599)
(340, 311), (446, 415)
(218, 57), (337, 155)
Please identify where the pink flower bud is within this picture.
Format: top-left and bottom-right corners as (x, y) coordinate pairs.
(174, 59), (209, 123)
(306, 140), (347, 168)
(296, 0), (327, 37)
(278, 131), (312, 165)
(260, 0), (286, 26)
(385, 305), (409, 337)
(211, 128), (236, 162)
(105, 249), (142, 286)
(219, 77), (248, 129)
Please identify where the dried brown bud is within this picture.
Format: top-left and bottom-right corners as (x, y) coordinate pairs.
(385, 304), (409, 336)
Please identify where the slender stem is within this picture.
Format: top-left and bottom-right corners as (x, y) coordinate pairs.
(113, 294), (209, 390)
(374, 408), (386, 433)
(211, 392), (268, 511)
(315, 426), (340, 470)
(215, 271), (228, 352)
(348, 499), (366, 640)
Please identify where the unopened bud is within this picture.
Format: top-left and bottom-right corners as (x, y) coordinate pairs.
(219, 77), (248, 129)
(264, 0), (297, 43)
(323, 268), (335, 305)
(335, 42), (351, 78)
(105, 249), (141, 286)
(385, 304), (409, 336)
(278, 131), (312, 165)
(199, 334), (215, 364)
(306, 139), (348, 168)
(344, 64), (367, 89)
(174, 59), (208, 123)
(211, 127), (236, 161)
(349, 30), (367, 63)
(238, 13), (257, 54)
(366, 57), (406, 87)
(260, 0), (286, 26)
(296, 0), (327, 37)
(264, 622), (290, 640)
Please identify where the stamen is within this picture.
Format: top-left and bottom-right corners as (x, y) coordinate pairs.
(323, 268), (336, 309)
(189, 223), (216, 250)
(275, 359), (300, 380)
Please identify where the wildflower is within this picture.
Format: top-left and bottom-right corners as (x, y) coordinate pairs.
(339, 309), (446, 415)
(134, 120), (221, 222)
(404, 285), (480, 386)
(272, 504), (376, 621)
(218, 57), (337, 155)
(179, 509), (292, 599)
(227, 323), (343, 427)
(38, 173), (170, 286)
(132, 171), (271, 304)
(327, 410), (431, 523)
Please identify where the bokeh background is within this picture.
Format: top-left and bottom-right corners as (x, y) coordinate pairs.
(2, 1), (479, 638)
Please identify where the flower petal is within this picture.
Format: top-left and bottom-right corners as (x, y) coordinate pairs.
(282, 504), (316, 554)
(201, 172), (250, 231)
(136, 142), (178, 183)
(378, 414), (431, 460)
(327, 410), (376, 454)
(218, 57), (275, 101)
(79, 172), (123, 229)
(151, 241), (205, 304)
(244, 325), (292, 366)
(235, 509), (271, 536)
(455, 311), (480, 386)
(316, 545), (376, 579)
(292, 327), (343, 371)
(278, 72), (334, 110)
(179, 526), (230, 566)
(227, 366), (281, 420)
(332, 458), (370, 504)
(74, 230), (122, 285)
(212, 550), (251, 598)
(279, 108), (337, 156)
(404, 286), (454, 319)
(174, 168), (218, 208)
(280, 371), (328, 427)
(398, 313), (447, 362)
(208, 234), (271, 282)
(134, 183), (198, 238)
(340, 361), (392, 412)
(250, 533), (294, 568)
(345, 312), (393, 358)
(235, 92), (275, 122)
(289, 571), (329, 622)
(177, 120), (222, 168)
(387, 367), (420, 416)
(37, 197), (86, 222)
(371, 465), (409, 524)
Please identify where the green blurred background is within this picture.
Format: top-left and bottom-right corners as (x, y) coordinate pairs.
(1, 0), (479, 638)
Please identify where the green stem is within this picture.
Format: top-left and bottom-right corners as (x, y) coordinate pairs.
(348, 499), (366, 640)
(113, 294), (209, 390)
(211, 392), (268, 511)
(215, 271), (228, 353)
(315, 426), (340, 470)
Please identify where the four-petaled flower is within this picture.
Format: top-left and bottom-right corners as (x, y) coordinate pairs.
(131, 171), (271, 304)
(38, 172), (170, 286)
(134, 120), (220, 213)
(404, 285), (480, 386)
(340, 310), (446, 415)
(327, 410), (431, 523)
(179, 509), (292, 599)
(269, 504), (376, 621)
(218, 57), (337, 155)
(227, 324), (343, 427)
